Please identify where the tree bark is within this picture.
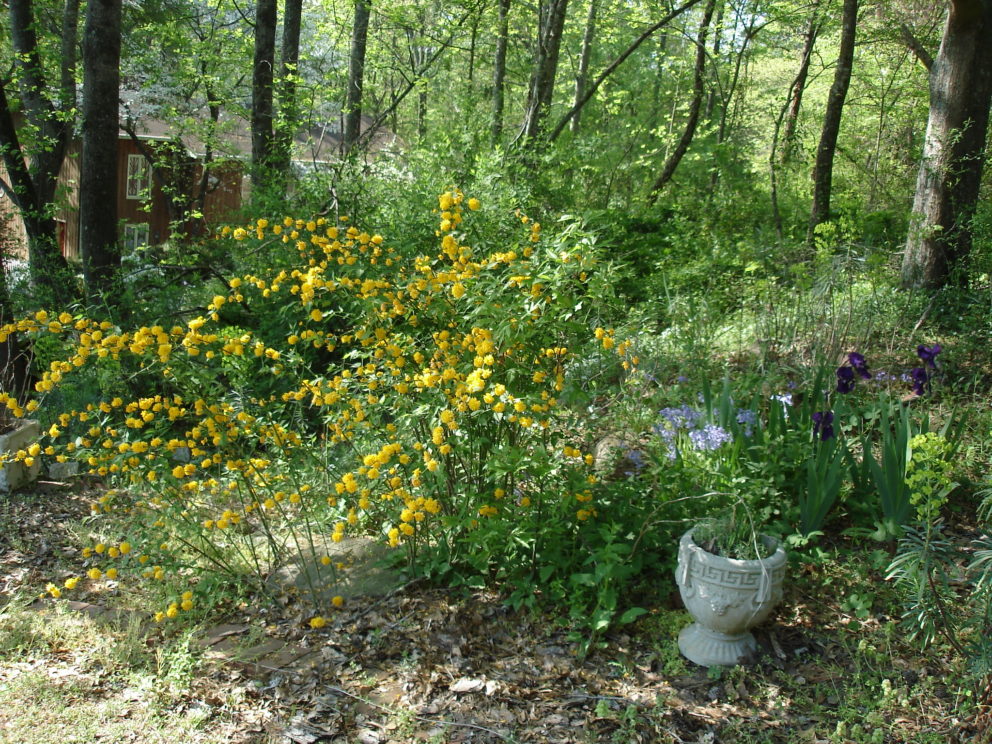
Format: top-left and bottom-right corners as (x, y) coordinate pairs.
(343, 0), (372, 154)
(570, 0), (598, 133)
(271, 0), (303, 180)
(807, 0), (858, 244)
(648, 0), (717, 199)
(0, 0), (78, 302)
(251, 0), (277, 182)
(520, 0), (569, 141)
(79, 0), (122, 296)
(781, 10), (820, 164)
(492, 0), (511, 142)
(901, 0), (992, 288)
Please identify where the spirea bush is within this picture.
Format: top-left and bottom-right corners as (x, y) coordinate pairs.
(0, 191), (639, 627)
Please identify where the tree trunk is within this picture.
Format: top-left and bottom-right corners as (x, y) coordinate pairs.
(343, 0), (372, 154)
(901, 0), (992, 288)
(570, 0), (598, 133)
(492, 0), (511, 142)
(271, 0), (303, 180)
(648, 0), (717, 199)
(807, 0), (858, 244)
(520, 0), (569, 141)
(0, 0), (78, 302)
(781, 9), (819, 164)
(549, 0), (705, 142)
(251, 0), (277, 183)
(79, 0), (122, 296)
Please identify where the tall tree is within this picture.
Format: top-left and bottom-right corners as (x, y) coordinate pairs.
(270, 0), (303, 180)
(520, 0), (569, 141)
(548, 0), (705, 142)
(251, 0), (277, 182)
(901, 0), (992, 288)
(780, 7), (821, 164)
(79, 0), (123, 296)
(648, 0), (718, 198)
(342, 0), (372, 154)
(807, 0), (858, 243)
(0, 0), (78, 302)
(491, 0), (511, 142)
(570, 0), (598, 134)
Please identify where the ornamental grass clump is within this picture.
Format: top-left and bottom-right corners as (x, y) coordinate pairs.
(1, 191), (638, 626)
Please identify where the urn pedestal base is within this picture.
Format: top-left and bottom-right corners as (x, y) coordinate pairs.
(0, 420), (41, 493)
(678, 623), (758, 667)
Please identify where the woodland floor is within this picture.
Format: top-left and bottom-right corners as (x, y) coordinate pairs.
(1, 482), (990, 744)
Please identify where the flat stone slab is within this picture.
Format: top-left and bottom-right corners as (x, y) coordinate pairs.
(265, 535), (403, 603)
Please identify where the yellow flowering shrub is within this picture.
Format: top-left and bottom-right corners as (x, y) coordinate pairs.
(5, 191), (638, 621)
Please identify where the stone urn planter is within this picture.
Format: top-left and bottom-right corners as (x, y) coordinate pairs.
(675, 528), (786, 666)
(0, 419), (41, 493)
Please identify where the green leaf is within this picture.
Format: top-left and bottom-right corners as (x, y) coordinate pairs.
(618, 607), (648, 625)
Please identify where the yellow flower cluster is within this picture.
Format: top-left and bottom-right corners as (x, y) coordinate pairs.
(12, 191), (644, 625)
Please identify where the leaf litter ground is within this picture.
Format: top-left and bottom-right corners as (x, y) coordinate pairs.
(1, 482), (989, 743)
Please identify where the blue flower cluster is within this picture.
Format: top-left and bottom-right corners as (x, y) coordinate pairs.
(654, 404), (747, 459)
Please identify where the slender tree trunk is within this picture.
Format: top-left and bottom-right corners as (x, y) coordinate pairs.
(549, 0), (705, 142)
(781, 10), (820, 164)
(271, 0), (302, 180)
(492, 0), (511, 142)
(79, 0), (122, 296)
(571, 0), (598, 133)
(343, 0), (372, 154)
(703, 0), (724, 122)
(0, 0), (78, 301)
(901, 0), (992, 288)
(648, 0), (717, 199)
(807, 0), (858, 244)
(251, 0), (277, 182)
(520, 0), (569, 141)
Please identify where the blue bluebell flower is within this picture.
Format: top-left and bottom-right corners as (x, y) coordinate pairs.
(689, 424), (732, 451)
(736, 409), (758, 437)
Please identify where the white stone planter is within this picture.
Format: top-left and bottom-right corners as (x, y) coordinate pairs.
(675, 528), (786, 667)
(0, 419), (41, 493)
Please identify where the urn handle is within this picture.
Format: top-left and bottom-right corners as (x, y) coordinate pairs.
(677, 540), (695, 597)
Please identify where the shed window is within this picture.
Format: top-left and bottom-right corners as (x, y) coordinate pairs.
(125, 154), (150, 199)
(123, 223), (149, 252)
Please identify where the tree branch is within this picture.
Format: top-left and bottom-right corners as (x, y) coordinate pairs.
(548, 0), (706, 142)
(899, 22), (933, 71)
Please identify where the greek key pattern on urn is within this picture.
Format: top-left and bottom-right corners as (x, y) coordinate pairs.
(687, 561), (784, 589)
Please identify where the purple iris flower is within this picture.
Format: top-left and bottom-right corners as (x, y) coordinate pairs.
(910, 367), (929, 396)
(848, 352), (872, 380)
(917, 344), (942, 369)
(812, 410), (835, 441)
(836, 366), (856, 394)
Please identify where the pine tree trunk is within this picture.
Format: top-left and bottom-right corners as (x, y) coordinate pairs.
(901, 0), (992, 288)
